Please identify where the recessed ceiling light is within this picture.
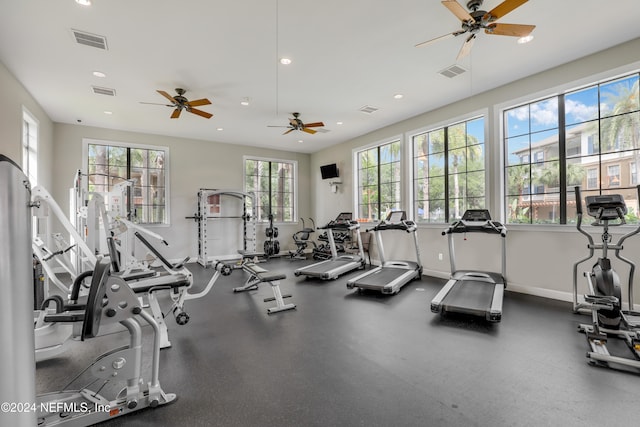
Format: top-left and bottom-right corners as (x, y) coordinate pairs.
(75, 0), (91, 5)
(393, 94), (404, 99)
(336, 121), (343, 125)
(517, 35), (534, 44)
(217, 127), (224, 131)
(103, 111), (112, 115)
(92, 71), (106, 78)
(240, 98), (250, 106)
(298, 140), (303, 143)
(280, 58), (292, 65)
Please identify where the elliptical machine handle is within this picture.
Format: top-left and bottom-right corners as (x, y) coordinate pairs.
(574, 186), (583, 216)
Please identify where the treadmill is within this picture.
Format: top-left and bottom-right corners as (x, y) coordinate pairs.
(294, 213), (365, 280)
(347, 211), (422, 294)
(430, 209), (507, 322)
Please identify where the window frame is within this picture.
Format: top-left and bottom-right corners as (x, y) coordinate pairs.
(22, 107), (38, 186)
(243, 155), (298, 224)
(409, 114), (487, 224)
(352, 137), (403, 223)
(82, 138), (170, 226)
(501, 69), (640, 225)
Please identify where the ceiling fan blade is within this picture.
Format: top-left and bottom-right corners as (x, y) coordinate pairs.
(283, 129), (295, 135)
(485, 23), (535, 37)
(415, 31), (460, 48)
(188, 108), (213, 119)
(170, 108), (181, 119)
(187, 98), (212, 107)
(140, 102), (173, 106)
(303, 122), (324, 128)
(483, 0), (528, 22)
(456, 34), (476, 60)
(442, 0), (473, 22)
(267, 125), (289, 128)
(157, 90), (177, 103)
(302, 128), (318, 135)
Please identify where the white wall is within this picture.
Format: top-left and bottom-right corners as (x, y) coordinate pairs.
(52, 123), (311, 261)
(0, 61), (54, 189)
(310, 37), (640, 304)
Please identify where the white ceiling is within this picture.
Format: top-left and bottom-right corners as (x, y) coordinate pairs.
(1, 0), (640, 154)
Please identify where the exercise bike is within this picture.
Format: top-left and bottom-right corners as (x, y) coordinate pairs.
(573, 185), (640, 372)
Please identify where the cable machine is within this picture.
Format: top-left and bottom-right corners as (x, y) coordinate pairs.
(188, 189), (259, 267)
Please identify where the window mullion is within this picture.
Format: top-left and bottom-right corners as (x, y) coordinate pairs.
(443, 127), (449, 221)
(558, 94), (567, 223)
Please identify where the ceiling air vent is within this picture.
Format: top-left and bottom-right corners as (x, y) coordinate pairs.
(359, 105), (379, 114)
(438, 64), (467, 78)
(92, 86), (116, 96)
(71, 29), (108, 50)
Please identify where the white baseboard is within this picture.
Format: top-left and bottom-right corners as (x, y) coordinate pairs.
(421, 268), (575, 303)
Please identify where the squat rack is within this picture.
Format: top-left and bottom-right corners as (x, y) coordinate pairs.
(188, 189), (258, 267)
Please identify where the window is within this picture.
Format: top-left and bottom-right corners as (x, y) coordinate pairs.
(505, 97), (559, 224)
(608, 164), (621, 187)
(504, 71), (640, 224)
(85, 140), (169, 224)
(355, 139), (401, 222)
(586, 168), (598, 189)
(244, 157), (296, 222)
(22, 108), (38, 185)
(412, 117), (485, 223)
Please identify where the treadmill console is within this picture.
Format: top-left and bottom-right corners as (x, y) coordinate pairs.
(323, 212), (358, 230)
(446, 209), (506, 236)
(386, 211), (406, 223)
(461, 209), (491, 221)
(371, 211), (416, 232)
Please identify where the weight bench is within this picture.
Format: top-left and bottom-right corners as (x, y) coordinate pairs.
(233, 263), (296, 314)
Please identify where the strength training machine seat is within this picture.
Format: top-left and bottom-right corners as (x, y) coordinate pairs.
(233, 262), (296, 313)
(430, 209), (507, 322)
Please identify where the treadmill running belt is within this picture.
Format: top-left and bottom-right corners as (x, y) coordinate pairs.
(354, 267), (410, 287)
(441, 280), (496, 316)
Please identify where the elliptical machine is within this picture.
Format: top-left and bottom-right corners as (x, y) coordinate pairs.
(573, 185), (640, 372)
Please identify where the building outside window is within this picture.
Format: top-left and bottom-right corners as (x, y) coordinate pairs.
(85, 141), (168, 224)
(355, 139), (401, 222)
(412, 117), (485, 223)
(504, 72), (640, 224)
(244, 157), (296, 222)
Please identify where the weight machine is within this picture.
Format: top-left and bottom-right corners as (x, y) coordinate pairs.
(187, 189), (262, 267)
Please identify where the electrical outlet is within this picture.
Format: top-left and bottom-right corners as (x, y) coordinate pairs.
(438, 253), (443, 261)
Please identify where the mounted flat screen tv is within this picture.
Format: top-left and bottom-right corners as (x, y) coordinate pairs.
(320, 163), (339, 180)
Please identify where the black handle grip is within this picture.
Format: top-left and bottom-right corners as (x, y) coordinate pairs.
(574, 186), (583, 215)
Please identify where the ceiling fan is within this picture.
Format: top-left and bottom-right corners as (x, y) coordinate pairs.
(415, 0), (535, 61)
(268, 112), (325, 135)
(141, 88), (213, 119)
